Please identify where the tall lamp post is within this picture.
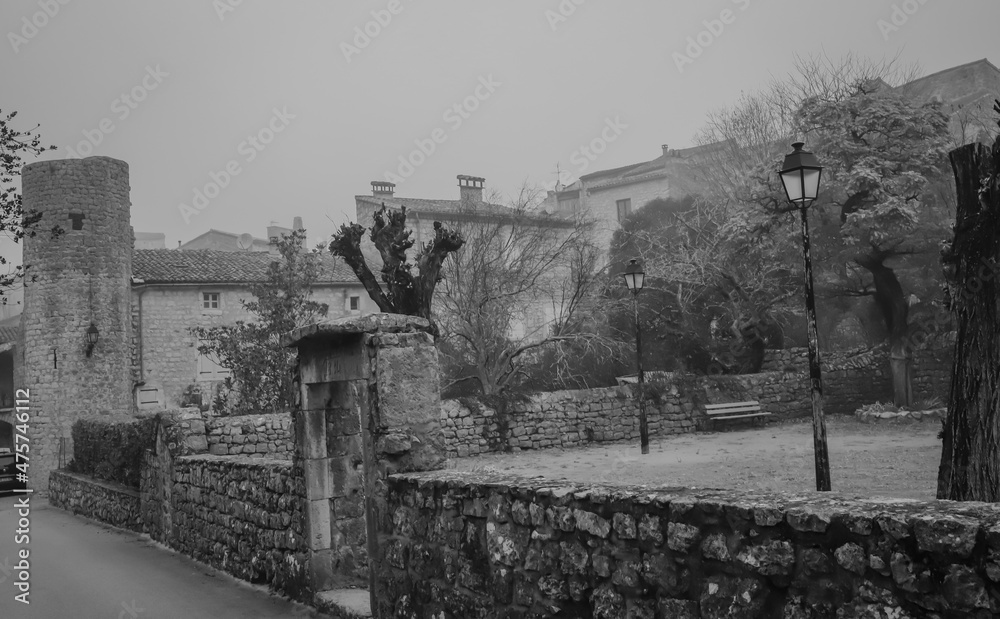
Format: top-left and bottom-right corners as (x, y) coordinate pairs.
(623, 259), (650, 455)
(779, 142), (831, 492)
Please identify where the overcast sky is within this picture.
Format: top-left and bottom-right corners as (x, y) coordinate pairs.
(2, 0), (998, 250)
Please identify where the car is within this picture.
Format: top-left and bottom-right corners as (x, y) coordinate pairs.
(0, 448), (27, 494)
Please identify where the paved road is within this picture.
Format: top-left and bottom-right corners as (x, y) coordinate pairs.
(0, 494), (325, 619)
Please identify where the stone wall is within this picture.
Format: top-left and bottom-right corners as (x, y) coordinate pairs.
(441, 372), (809, 458)
(22, 157), (135, 493)
(168, 454), (309, 598)
(48, 470), (143, 533)
(377, 471), (1000, 618)
(206, 412), (294, 459)
(912, 336), (955, 404)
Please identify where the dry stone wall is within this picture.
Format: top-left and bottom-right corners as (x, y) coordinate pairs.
(48, 470), (142, 532)
(206, 412), (294, 459)
(377, 471), (1000, 618)
(169, 454), (309, 597)
(441, 373), (810, 458)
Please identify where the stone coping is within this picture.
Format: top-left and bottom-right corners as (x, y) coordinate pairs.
(50, 469), (140, 497)
(855, 407), (946, 421)
(176, 454), (294, 468)
(390, 470), (1000, 522)
(281, 313), (432, 347)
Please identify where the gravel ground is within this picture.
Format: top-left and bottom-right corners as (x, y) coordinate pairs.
(446, 416), (943, 500)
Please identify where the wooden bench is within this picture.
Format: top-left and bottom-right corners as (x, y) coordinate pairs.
(704, 401), (771, 428)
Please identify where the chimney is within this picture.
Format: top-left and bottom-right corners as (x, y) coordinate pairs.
(371, 180), (395, 197)
(293, 216), (303, 231)
(458, 175), (485, 203)
(662, 144), (670, 158)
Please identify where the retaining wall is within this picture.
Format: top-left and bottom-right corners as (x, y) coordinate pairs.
(206, 412), (294, 459)
(48, 470), (143, 533)
(376, 471), (1000, 618)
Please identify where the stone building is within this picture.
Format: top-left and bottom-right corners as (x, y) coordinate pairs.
(355, 175), (577, 340)
(15, 156), (368, 491)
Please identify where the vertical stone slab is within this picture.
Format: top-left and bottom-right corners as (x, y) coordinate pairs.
(22, 157), (135, 493)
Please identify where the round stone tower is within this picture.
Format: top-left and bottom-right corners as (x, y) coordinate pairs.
(21, 156), (134, 492)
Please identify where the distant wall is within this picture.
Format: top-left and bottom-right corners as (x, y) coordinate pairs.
(376, 471), (1000, 618)
(206, 412), (294, 459)
(442, 372), (810, 458)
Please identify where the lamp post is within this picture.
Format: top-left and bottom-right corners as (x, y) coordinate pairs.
(623, 258), (649, 455)
(779, 142), (831, 492)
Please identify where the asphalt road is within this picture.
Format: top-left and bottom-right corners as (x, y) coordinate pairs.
(0, 493), (325, 619)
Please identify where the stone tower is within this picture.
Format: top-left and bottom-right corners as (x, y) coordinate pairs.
(21, 157), (135, 492)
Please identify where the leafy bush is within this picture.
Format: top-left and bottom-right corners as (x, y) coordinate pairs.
(67, 418), (157, 488)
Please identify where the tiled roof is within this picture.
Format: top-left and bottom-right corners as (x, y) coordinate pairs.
(355, 195), (514, 216)
(132, 249), (358, 285)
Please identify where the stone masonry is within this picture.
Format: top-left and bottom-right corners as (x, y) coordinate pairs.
(206, 411), (294, 459)
(22, 157), (136, 493)
(380, 470), (1000, 618)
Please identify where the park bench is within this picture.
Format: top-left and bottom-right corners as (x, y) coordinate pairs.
(703, 401), (771, 428)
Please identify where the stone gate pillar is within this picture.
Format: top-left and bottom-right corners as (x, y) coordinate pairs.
(282, 314), (446, 611)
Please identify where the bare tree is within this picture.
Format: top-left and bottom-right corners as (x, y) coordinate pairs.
(435, 184), (610, 395)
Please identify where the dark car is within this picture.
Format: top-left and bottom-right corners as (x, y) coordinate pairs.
(0, 448), (27, 494)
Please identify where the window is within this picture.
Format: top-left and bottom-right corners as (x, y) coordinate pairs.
(616, 199), (632, 223)
(202, 292), (220, 309)
(349, 296), (360, 311)
(196, 340), (231, 382)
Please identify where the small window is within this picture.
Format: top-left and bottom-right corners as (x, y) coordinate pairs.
(197, 340), (231, 381)
(349, 296), (360, 311)
(616, 199), (632, 223)
(202, 292), (220, 309)
(69, 213), (85, 230)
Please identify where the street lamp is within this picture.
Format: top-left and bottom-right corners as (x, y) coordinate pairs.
(779, 141), (831, 492)
(623, 258), (650, 455)
(85, 322), (99, 358)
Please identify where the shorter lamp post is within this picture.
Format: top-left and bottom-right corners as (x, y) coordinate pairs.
(778, 142), (831, 492)
(623, 259), (649, 455)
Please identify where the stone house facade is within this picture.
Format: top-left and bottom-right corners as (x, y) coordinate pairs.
(131, 248), (369, 409)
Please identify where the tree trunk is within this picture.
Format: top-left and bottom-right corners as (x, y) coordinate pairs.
(856, 255), (912, 408)
(937, 140), (1000, 501)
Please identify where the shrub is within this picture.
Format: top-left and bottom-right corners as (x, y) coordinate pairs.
(67, 417), (157, 488)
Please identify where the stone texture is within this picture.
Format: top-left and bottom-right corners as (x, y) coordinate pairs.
(377, 472), (1000, 617)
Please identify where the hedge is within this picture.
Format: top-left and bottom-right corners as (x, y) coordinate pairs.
(67, 417), (157, 488)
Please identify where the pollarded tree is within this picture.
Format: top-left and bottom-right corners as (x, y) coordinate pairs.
(1, 109), (54, 300)
(194, 230), (329, 414)
(329, 204), (464, 335)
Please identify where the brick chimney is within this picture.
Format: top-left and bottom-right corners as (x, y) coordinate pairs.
(293, 216), (303, 231)
(371, 180), (395, 197)
(662, 144), (670, 158)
